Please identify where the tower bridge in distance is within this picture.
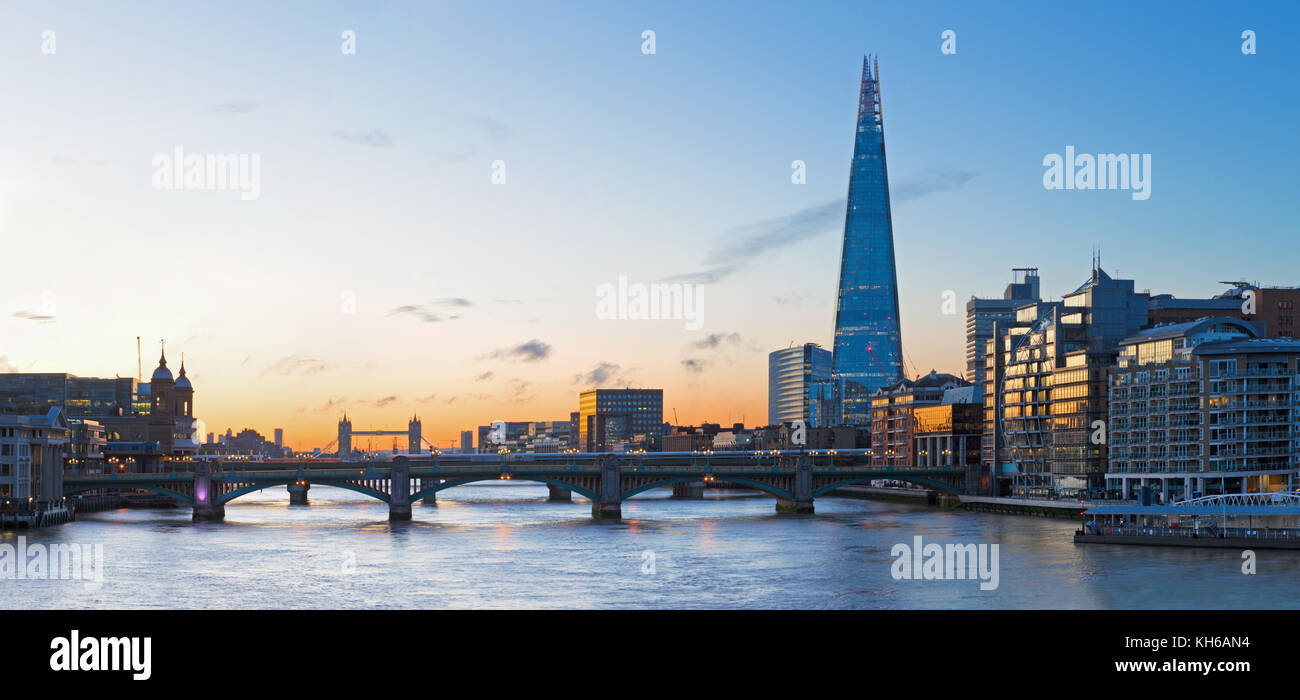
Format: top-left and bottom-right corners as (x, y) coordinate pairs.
(62, 450), (966, 522)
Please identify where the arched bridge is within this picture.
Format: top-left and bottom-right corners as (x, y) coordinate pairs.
(63, 450), (966, 522)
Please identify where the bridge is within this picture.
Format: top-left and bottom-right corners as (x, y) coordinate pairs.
(62, 450), (966, 522)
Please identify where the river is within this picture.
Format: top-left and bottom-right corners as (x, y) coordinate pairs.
(4, 484), (1296, 609)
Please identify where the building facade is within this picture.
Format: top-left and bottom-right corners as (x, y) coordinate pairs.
(767, 343), (832, 426)
(869, 370), (972, 467)
(0, 407), (69, 504)
(1107, 318), (1300, 501)
(966, 267), (1041, 392)
(830, 56), (905, 424)
(993, 265), (1148, 498)
(577, 389), (663, 452)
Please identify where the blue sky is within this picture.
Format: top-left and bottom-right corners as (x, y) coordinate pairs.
(1, 1), (1295, 446)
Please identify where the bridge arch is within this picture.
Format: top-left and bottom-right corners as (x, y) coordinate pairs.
(216, 479), (391, 505)
(410, 477), (599, 503)
(810, 476), (962, 498)
(64, 484), (195, 505)
(620, 476), (794, 501)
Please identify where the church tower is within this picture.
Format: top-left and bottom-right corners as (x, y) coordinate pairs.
(172, 355), (194, 418)
(150, 343), (175, 414)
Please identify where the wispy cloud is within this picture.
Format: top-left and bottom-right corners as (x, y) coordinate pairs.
(475, 371), (495, 382)
(333, 129), (394, 148)
(389, 305), (447, 323)
(481, 339), (552, 363)
(262, 355), (335, 377)
(13, 310), (54, 323)
(213, 99), (259, 115)
(681, 358), (710, 373)
(0, 356), (19, 372)
(690, 332), (743, 350)
(665, 170), (976, 284)
(773, 294), (804, 307)
(415, 393), (438, 403)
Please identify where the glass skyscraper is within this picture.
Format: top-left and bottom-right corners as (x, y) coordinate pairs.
(831, 55), (905, 424)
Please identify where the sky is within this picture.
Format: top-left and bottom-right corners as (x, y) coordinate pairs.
(1, 1), (1296, 449)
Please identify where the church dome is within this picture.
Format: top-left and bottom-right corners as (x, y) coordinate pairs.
(175, 362), (192, 389)
(151, 351), (173, 382)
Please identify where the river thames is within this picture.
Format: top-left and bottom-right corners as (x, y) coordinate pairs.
(5, 484), (1298, 609)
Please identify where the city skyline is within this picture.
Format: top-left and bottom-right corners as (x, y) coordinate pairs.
(2, 2), (1296, 449)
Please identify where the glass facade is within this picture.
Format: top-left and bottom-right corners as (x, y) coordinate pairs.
(767, 344), (832, 426)
(831, 55), (904, 423)
(577, 389), (663, 452)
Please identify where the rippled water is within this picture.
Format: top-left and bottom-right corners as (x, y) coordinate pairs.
(3, 484), (1296, 609)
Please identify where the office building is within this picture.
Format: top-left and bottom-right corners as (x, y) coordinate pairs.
(966, 267), (1041, 392)
(767, 343), (831, 425)
(993, 263), (1149, 498)
(830, 56), (905, 423)
(868, 370), (973, 467)
(577, 389), (663, 452)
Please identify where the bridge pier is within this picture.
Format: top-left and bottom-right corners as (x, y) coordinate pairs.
(287, 480), (310, 506)
(592, 455), (622, 519)
(192, 465), (225, 522)
(775, 498), (814, 514)
(547, 484), (572, 502)
(389, 460), (412, 521)
(671, 481), (705, 499)
(775, 457), (815, 514)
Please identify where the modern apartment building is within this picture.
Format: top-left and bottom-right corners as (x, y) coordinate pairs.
(1107, 317), (1300, 501)
(0, 407), (69, 503)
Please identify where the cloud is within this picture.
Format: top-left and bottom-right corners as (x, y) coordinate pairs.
(681, 358), (710, 373)
(389, 305), (447, 323)
(415, 393), (438, 403)
(506, 379), (533, 403)
(891, 169), (977, 201)
(665, 170), (976, 284)
(360, 395), (399, 408)
(467, 114), (513, 142)
(433, 297), (472, 307)
(13, 310), (54, 323)
(213, 99), (259, 115)
(481, 339), (552, 363)
(261, 355), (335, 377)
(690, 332), (743, 350)
(0, 356), (19, 372)
(317, 396), (348, 412)
(493, 298), (524, 304)
(573, 362), (634, 388)
(332, 129), (394, 148)
(475, 371), (495, 382)
(773, 294), (804, 307)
